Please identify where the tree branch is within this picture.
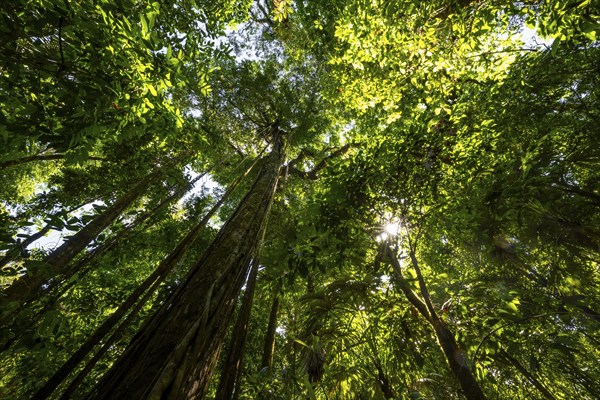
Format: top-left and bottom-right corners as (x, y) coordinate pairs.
(287, 144), (351, 180)
(0, 154), (106, 169)
(407, 243), (440, 323)
(383, 244), (431, 321)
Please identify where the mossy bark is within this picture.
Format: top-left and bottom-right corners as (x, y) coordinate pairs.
(87, 132), (284, 400)
(215, 261), (259, 400)
(261, 294), (280, 369)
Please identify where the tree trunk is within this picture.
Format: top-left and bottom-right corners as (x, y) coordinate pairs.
(0, 225), (51, 269)
(60, 275), (162, 400)
(42, 169), (206, 291)
(215, 261), (259, 400)
(86, 130), (284, 400)
(261, 294), (280, 369)
(431, 319), (487, 400)
(0, 203), (89, 269)
(0, 169), (161, 310)
(385, 245), (487, 400)
(375, 361), (395, 399)
(32, 157), (259, 400)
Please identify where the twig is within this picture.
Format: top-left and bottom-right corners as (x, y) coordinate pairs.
(58, 17), (65, 73)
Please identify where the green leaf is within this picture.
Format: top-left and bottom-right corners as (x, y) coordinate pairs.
(140, 15), (149, 35)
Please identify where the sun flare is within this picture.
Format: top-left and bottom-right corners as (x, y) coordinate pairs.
(384, 222), (400, 236)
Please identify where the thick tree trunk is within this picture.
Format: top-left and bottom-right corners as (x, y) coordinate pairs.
(32, 158), (258, 400)
(86, 131), (284, 400)
(385, 245), (487, 400)
(215, 261), (259, 400)
(261, 294), (280, 369)
(0, 169), (161, 311)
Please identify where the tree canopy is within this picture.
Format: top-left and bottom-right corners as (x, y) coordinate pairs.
(1, 0), (599, 399)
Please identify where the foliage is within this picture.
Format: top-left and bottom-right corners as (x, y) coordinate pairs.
(1, 0), (599, 399)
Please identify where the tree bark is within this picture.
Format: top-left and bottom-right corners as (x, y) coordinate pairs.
(261, 294), (280, 369)
(215, 261), (259, 400)
(385, 245), (487, 400)
(86, 130), (284, 400)
(31, 157), (259, 400)
(0, 203), (89, 269)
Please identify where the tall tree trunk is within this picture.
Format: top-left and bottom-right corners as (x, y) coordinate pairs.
(385, 244), (487, 400)
(0, 169), (161, 312)
(60, 275), (162, 400)
(86, 130), (284, 400)
(215, 261), (259, 400)
(0, 225), (51, 269)
(0, 202), (89, 269)
(31, 157), (259, 400)
(261, 294), (280, 369)
(43, 169), (206, 292)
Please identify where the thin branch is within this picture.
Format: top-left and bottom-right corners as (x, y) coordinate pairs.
(226, 139), (246, 158)
(288, 144), (352, 180)
(406, 234), (439, 322)
(58, 17), (65, 73)
(0, 154), (106, 169)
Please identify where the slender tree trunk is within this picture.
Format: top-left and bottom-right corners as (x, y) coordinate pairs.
(44, 170), (206, 290)
(86, 130), (284, 400)
(0, 169), (161, 311)
(261, 294), (280, 369)
(215, 261), (259, 400)
(23, 156), (226, 308)
(32, 157), (259, 400)
(375, 361), (395, 399)
(0, 225), (51, 269)
(60, 275), (162, 400)
(385, 245), (487, 400)
(0, 203), (88, 269)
